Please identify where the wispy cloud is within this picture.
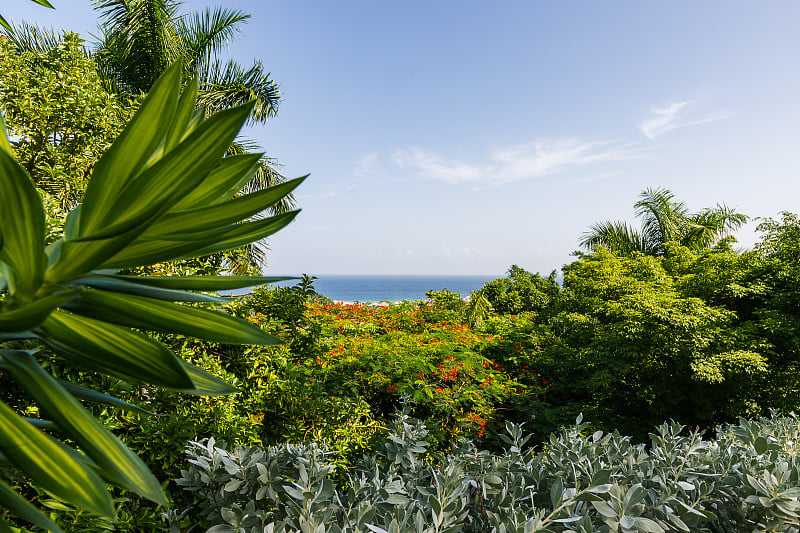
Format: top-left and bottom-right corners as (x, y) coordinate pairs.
(442, 245), (485, 260)
(638, 101), (732, 139)
(392, 139), (638, 186)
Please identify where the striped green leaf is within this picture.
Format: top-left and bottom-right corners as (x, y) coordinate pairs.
(103, 102), (253, 234)
(164, 77), (199, 151)
(79, 63), (181, 236)
(2, 351), (166, 505)
(67, 275), (230, 302)
(147, 176), (306, 237)
(66, 290), (282, 346)
(34, 311), (193, 389)
(101, 210), (298, 269)
(0, 399), (113, 517)
(23, 417), (54, 428)
(0, 288), (77, 332)
(172, 153), (262, 210)
(0, 112), (11, 154)
(112, 274), (296, 290)
(0, 147), (45, 298)
(58, 380), (154, 416)
(176, 359), (238, 396)
(0, 476), (63, 533)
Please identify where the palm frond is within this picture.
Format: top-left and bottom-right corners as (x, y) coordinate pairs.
(178, 6), (249, 74)
(93, 0), (183, 92)
(1, 21), (63, 53)
(198, 59), (280, 124)
(580, 220), (648, 255)
(684, 204), (748, 250)
(634, 187), (690, 249)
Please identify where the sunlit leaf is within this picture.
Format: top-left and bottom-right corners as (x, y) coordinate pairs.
(2, 351), (166, 504)
(0, 399), (113, 517)
(65, 289), (282, 345)
(34, 311), (193, 389)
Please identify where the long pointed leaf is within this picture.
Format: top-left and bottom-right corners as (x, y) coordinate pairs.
(58, 380), (154, 416)
(0, 112), (11, 154)
(79, 63), (181, 236)
(103, 102), (254, 232)
(147, 176), (305, 237)
(0, 148), (45, 298)
(172, 153), (261, 210)
(0, 399), (113, 517)
(34, 311), (193, 389)
(175, 359), (238, 396)
(2, 351), (166, 505)
(164, 77), (199, 151)
(0, 477), (63, 533)
(112, 275), (296, 290)
(0, 289), (78, 332)
(67, 275), (230, 302)
(102, 210), (298, 268)
(66, 290), (282, 346)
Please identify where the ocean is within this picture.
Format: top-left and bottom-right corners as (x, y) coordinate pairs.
(268, 274), (497, 303)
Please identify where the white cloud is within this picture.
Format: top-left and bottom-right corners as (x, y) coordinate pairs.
(442, 245), (485, 260)
(638, 101), (732, 139)
(393, 139), (638, 186)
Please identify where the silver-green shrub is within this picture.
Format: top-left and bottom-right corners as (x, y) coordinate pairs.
(172, 409), (800, 533)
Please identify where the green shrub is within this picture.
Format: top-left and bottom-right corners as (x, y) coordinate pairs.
(172, 409), (800, 532)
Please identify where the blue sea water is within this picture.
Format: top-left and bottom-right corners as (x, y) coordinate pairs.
(270, 275), (497, 303)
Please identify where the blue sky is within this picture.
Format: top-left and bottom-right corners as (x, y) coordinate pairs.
(6, 1), (800, 275)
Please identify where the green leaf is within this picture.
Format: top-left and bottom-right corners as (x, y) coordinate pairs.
(102, 102), (254, 235)
(0, 147), (46, 298)
(66, 289), (282, 346)
(164, 77), (199, 151)
(31, 0), (55, 7)
(0, 13), (10, 32)
(146, 176), (306, 237)
(58, 380), (154, 416)
(0, 112), (11, 154)
(67, 275), (230, 303)
(175, 360), (238, 396)
(0, 476), (63, 533)
(1, 351), (166, 505)
(102, 210), (298, 268)
(112, 274), (296, 290)
(0, 289), (78, 332)
(34, 310), (193, 389)
(592, 500), (618, 518)
(754, 436), (768, 454)
(0, 398), (113, 517)
(172, 153), (262, 210)
(79, 63), (181, 236)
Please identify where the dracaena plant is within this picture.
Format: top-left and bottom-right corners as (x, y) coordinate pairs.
(0, 61), (304, 531)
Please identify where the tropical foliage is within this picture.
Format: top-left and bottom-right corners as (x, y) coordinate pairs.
(0, 63), (302, 530)
(0, 32), (133, 205)
(580, 187), (747, 256)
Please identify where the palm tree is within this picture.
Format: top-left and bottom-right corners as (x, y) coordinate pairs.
(580, 187), (747, 256)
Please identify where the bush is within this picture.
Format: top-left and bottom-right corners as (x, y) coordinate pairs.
(171, 408), (800, 532)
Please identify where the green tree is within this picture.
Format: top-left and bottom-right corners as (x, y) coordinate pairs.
(477, 265), (559, 315)
(580, 187), (747, 256)
(0, 64), (304, 530)
(0, 32), (133, 206)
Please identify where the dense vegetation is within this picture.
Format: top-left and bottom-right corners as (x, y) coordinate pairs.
(3, 1), (800, 531)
